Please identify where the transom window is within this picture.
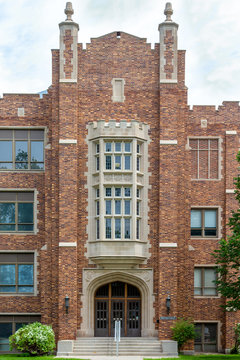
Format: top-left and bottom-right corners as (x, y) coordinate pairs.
(0, 129), (44, 170)
(191, 209), (217, 237)
(0, 253), (34, 294)
(194, 267), (217, 296)
(0, 192), (34, 232)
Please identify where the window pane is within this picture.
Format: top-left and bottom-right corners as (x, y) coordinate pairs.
(96, 201), (99, 215)
(0, 224), (15, 231)
(30, 162), (44, 170)
(106, 218), (111, 238)
(136, 219), (140, 239)
(204, 268), (216, 287)
(16, 323), (28, 331)
(96, 143), (99, 153)
(194, 324), (202, 343)
(115, 142), (121, 152)
(0, 286), (16, 292)
(125, 142), (131, 152)
(96, 188), (100, 198)
(31, 141), (43, 162)
(15, 130), (28, 139)
(137, 144), (140, 153)
(105, 143), (112, 152)
(115, 155), (121, 170)
(125, 200), (130, 215)
(0, 203), (15, 224)
(0, 163), (13, 169)
(125, 156), (131, 170)
(18, 286), (34, 293)
(30, 130), (44, 140)
(137, 157), (140, 171)
(18, 224), (33, 231)
(18, 264), (33, 285)
(0, 265), (15, 285)
(115, 219), (121, 239)
(15, 141), (28, 162)
(137, 201), (140, 215)
(204, 324), (217, 343)
(96, 219), (100, 239)
(0, 130), (13, 139)
(115, 188), (121, 197)
(0, 141), (12, 162)
(191, 210), (201, 227)
(204, 210), (216, 228)
(106, 156), (112, 169)
(115, 200), (121, 215)
(125, 219), (130, 239)
(105, 200), (111, 215)
(137, 189), (140, 198)
(18, 203), (33, 224)
(106, 188), (111, 197)
(0, 323), (12, 350)
(124, 188), (131, 197)
(96, 157), (99, 171)
(203, 288), (217, 296)
(194, 268), (201, 288)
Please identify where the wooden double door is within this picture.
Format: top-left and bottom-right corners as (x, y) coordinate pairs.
(95, 281), (141, 337)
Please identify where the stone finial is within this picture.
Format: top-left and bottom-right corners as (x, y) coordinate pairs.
(164, 2), (173, 21)
(65, 2), (74, 21)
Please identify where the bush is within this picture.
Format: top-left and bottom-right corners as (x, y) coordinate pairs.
(9, 322), (55, 355)
(231, 323), (240, 354)
(171, 318), (196, 351)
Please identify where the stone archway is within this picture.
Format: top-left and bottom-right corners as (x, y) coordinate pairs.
(79, 269), (157, 337)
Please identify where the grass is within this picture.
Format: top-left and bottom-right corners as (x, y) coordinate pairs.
(0, 357), (87, 360)
(146, 355), (240, 360)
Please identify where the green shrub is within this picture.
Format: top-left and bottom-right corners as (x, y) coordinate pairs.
(9, 322), (55, 355)
(171, 318), (196, 351)
(231, 323), (240, 354)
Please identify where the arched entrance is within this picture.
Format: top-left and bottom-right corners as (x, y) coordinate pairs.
(94, 281), (141, 337)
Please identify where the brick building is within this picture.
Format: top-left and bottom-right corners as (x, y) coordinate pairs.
(0, 2), (240, 356)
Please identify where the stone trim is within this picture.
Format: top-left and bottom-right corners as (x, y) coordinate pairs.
(159, 242), (177, 247)
(59, 139), (77, 144)
(59, 79), (78, 83)
(160, 140), (178, 145)
(79, 269), (156, 337)
(59, 242), (77, 247)
(226, 130), (237, 135)
(226, 189), (235, 194)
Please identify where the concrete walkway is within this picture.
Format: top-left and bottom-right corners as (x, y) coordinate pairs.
(56, 356), (179, 360)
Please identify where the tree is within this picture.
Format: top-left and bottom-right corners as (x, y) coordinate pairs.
(213, 151), (240, 311)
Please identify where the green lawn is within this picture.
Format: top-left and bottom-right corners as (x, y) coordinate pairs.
(146, 355), (240, 360)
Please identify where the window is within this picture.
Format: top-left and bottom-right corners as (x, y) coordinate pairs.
(0, 129), (44, 170)
(104, 141), (132, 171)
(0, 192), (34, 232)
(103, 186), (132, 240)
(194, 323), (218, 352)
(189, 138), (219, 179)
(194, 267), (217, 296)
(0, 315), (40, 351)
(0, 253), (34, 294)
(191, 209), (217, 237)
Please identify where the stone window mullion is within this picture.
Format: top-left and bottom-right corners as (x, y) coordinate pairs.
(99, 138), (105, 240)
(132, 138), (137, 241)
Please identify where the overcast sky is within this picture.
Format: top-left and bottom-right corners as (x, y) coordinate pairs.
(0, 0), (239, 106)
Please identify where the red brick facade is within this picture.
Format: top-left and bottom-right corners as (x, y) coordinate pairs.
(0, 2), (239, 354)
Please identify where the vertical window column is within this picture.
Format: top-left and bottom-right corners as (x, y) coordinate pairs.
(132, 138), (137, 241)
(99, 138), (105, 241)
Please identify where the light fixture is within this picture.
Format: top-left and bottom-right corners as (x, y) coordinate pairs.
(65, 295), (69, 314)
(166, 295), (171, 314)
